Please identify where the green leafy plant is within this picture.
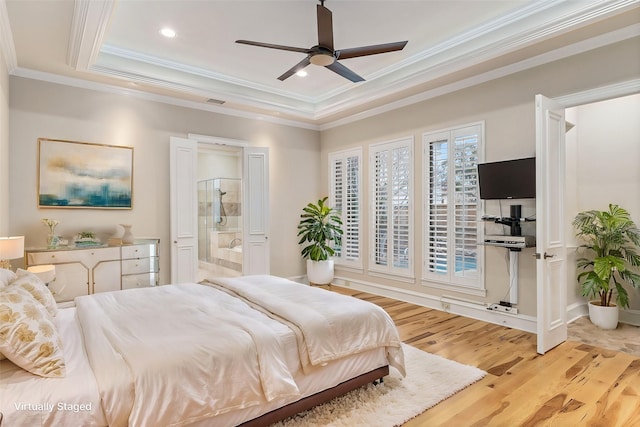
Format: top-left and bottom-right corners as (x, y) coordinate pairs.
(78, 231), (96, 239)
(573, 204), (640, 309)
(297, 197), (343, 261)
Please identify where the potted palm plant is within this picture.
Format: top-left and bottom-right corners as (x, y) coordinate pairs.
(573, 204), (640, 329)
(297, 197), (343, 285)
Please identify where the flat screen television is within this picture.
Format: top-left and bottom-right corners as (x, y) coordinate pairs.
(478, 157), (536, 200)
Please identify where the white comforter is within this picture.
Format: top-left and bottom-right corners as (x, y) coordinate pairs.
(207, 275), (405, 376)
(75, 283), (300, 427)
(70, 276), (405, 426)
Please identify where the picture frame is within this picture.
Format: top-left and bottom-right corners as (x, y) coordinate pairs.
(38, 138), (134, 209)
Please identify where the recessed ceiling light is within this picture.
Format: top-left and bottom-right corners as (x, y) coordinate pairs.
(160, 28), (176, 38)
(296, 70), (308, 77)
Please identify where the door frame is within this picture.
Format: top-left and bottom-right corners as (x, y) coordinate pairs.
(535, 78), (640, 352)
(187, 133), (270, 276)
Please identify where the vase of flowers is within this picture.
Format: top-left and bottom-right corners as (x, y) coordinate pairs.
(42, 218), (60, 248)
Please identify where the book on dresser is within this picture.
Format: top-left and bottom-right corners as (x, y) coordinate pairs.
(25, 239), (160, 303)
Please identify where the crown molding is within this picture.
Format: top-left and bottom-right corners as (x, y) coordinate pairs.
(0, 0), (17, 72)
(67, 0), (116, 70)
(100, 44), (316, 105)
(319, 24), (640, 130)
(84, 0), (640, 123)
(10, 67), (320, 131)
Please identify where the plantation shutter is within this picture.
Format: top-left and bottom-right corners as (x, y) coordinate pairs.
(344, 154), (360, 262)
(423, 124), (483, 292)
(370, 137), (413, 277)
(452, 127), (480, 280)
(331, 157), (344, 258)
(373, 149), (389, 267)
(426, 134), (450, 275)
(329, 148), (362, 267)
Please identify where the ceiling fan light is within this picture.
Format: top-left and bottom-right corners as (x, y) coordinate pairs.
(310, 53), (334, 66)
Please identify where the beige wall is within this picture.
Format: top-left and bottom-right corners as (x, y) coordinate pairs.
(0, 52), (8, 234)
(566, 94), (640, 310)
(320, 37), (640, 317)
(8, 77), (321, 282)
(4, 35), (639, 315)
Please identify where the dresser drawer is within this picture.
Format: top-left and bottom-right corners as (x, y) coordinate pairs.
(27, 247), (121, 266)
(122, 243), (158, 259)
(122, 273), (158, 290)
(121, 257), (158, 275)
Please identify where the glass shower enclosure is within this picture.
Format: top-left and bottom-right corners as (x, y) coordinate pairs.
(197, 178), (243, 276)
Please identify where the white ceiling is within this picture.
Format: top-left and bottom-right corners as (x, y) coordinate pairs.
(2, 0), (640, 128)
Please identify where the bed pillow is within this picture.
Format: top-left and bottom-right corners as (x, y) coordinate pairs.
(0, 269), (19, 359)
(0, 286), (66, 377)
(11, 269), (58, 317)
(0, 268), (17, 290)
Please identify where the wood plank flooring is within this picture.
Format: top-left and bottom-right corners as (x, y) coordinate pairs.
(331, 286), (640, 427)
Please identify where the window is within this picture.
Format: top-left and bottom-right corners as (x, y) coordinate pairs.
(423, 124), (483, 293)
(329, 148), (362, 268)
(369, 137), (413, 278)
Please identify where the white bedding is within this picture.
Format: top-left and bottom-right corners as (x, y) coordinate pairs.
(75, 283), (301, 427)
(207, 275), (405, 376)
(1, 276), (405, 427)
(0, 308), (106, 427)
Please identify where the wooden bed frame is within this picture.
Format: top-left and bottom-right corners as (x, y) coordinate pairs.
(240, 365), (390, 426)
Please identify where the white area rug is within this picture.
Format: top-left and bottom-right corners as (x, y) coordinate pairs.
(276, 344), (486, 427)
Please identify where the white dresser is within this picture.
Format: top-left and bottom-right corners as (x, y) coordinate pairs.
(25, 239), (160, 303)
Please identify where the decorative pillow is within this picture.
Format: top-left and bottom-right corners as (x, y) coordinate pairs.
(0, 269), (18, 360)
(11, 269), (58, 317)
(0, 268), (17, 290)
(0, 286), (66, 377)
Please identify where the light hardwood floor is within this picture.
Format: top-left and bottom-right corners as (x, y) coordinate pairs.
(331, 286), (640, 427)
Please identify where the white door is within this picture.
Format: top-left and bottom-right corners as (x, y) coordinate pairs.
(535, 94), (568, 354)
(170, 137), (198, 283)
(243, 147), (270, 274)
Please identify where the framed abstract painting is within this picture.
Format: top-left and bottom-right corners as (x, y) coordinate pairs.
(37, 138), (134, 209)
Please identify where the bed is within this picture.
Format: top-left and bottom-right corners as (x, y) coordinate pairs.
(0, 274), (405, 426)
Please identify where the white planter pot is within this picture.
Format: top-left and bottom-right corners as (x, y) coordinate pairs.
(588, 301), (619, 330)
(306, 260), (334, 286)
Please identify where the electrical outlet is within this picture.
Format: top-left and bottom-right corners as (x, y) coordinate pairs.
(488, 303), (518, 315)
(441, 301), (451, 311)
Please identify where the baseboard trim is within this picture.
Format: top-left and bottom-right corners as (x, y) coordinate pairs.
(332, 275), (537, 334)
(620, 309), (640, 326)
(567, 302), (589, 323)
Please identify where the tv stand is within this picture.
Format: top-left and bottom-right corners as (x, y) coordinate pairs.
(494, 204), (523, 238)
(481, 204), (536, 305)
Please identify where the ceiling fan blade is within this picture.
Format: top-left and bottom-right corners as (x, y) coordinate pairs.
(236, 40), (310, 54)
(335, 41), (408, 60)
(278, 56), (312, 81)
(325, 61), (364, 83)
(317, 3), (334, 51)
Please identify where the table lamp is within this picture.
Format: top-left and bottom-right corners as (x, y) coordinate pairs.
(27, 264), (57, 285)
(0, 236), (25, 270)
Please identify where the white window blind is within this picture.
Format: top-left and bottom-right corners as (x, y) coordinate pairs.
(329, 148), (362, 268)
(423, 124), (483, 291)
(370, 137), (413, 277)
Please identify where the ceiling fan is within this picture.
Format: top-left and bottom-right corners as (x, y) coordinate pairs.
(236, 0), (408, 82)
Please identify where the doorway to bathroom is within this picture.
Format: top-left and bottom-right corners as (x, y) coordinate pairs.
(197, 145), (243, 280)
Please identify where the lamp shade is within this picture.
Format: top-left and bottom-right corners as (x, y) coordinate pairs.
(27, 264), (56, 284)
(0, 236), (25, 260)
